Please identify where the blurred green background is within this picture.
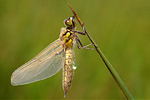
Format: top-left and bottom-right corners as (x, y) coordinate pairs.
(0, 0), (150, 99)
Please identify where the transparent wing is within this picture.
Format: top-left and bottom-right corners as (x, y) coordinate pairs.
(11, 39), (65, 86)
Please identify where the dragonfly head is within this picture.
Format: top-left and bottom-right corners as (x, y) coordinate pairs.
(64, 16), (76, 29)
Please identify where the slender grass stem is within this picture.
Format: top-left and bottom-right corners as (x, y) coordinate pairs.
(67, 3), (134, 100)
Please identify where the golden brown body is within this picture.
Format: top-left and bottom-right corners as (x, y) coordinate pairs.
(60, 27), (75, 96)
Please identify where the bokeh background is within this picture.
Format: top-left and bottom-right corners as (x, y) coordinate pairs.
(0, 0), (150, 99)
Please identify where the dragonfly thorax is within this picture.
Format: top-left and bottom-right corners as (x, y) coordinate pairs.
(61, 30), (74, 48)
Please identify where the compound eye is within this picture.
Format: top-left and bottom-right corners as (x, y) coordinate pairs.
(65, 17), (73, 26)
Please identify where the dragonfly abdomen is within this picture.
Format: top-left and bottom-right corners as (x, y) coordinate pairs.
(63, 48), (74, 96)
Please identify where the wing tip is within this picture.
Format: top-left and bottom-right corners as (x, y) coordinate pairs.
(11, 79), (17, 86)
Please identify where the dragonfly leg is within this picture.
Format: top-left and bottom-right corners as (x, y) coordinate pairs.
(73, 30), (86, 35)
(81, 23), (86, 33)
(73, 22), (86, 35)
(74, 35), (95, 50)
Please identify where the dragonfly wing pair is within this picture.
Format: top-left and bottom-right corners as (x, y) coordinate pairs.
(11, 39), (65, 86)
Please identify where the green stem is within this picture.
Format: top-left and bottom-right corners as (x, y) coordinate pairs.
(67, 3), (134, 99)
(86, 29), (134, 100)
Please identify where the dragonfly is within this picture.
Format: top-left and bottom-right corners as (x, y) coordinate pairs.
(11, 16), (93, 97)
